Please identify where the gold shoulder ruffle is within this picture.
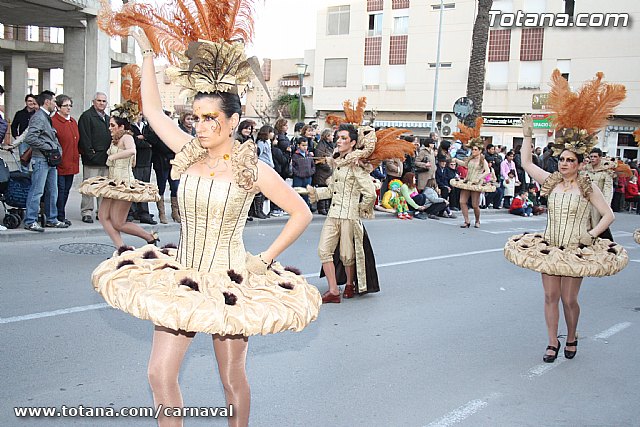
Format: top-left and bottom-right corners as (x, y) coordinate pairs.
(504, 232), (628, 277)
(91, 245), (322, 336)
(540, 172), (592, 198)
(231, 140), (259, 191)
(79, 177), (160, 202)
(170, 138), (208, 180)
(449, 178), (496, 193)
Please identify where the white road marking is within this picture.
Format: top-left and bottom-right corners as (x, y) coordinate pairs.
(592, 322), (632, 340)
(524, 322), (632, 379)
(0, 303), (109, 325)
(4, 248), (505, 324)
(424, 393), (501, 427)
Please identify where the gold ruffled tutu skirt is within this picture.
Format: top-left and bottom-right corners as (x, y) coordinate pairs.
(79, 176), (160, 203)
(449, 178), (496, 193)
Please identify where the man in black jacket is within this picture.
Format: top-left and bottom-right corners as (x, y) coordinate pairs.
(78, 92), (110, 223)
(128, 116), (156, 224)
(11, 94), (38, 171)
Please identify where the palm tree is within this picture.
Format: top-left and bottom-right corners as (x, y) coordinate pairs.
(464, 0), (493, 126)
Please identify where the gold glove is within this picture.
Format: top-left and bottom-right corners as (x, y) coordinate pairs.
(245, 252), (272, 275)
(306, 185), (318, 204)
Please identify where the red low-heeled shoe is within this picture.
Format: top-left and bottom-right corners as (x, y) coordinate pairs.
(321, 291), (341, 304)
(343, 284), (356, 299)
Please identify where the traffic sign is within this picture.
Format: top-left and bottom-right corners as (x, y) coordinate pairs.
(453, 97), (474, 120)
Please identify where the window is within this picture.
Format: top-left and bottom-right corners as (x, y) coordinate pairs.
(364, 37), (382, 65)
(392, 0), (410, 9)
(368, 13), (383, 36)
(393, 16), (409, 35)
(387, 65), (406, 90)
(327, 5), (350, 35)
(428, 62), (452, 68)
(486, 62), (509, 90)
(518, 61), (542, 89)
(488, 29), (511, 62)
(324, 58), (348, 87)
(431, 3), (456, 10)
(367, 0), (383, 12)
(364, 66), (381, 90)
(389, 35), (408, 65)
(520, 28), (544, 61)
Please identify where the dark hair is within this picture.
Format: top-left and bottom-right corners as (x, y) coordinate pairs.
(35, 90), (55, 106)
(300, 124), (313, 136)
(486, 143), (494, 150)
(508, 170), (515, 176)
(294, 121), (305, 132)
(179, 111), (193, 125)
(55, 94), (71, 108)
(193, 91), (242, 119)
(25, 94), (36, 102)
(238, 119), (255, 132)
(560, 149), (584, 163)
(507, 151), (514, 157)
(425, 137), (435, 146)
(437, 154), (448, 162)
(439, 140), (451, 151)
(337, 123), (358, 143)
(274, 118), (288, 134)
(112, 116), (131, 130)
(257, 125), (274, 141)
(590, 147), (603, 156)
(401, 172), (415, 186)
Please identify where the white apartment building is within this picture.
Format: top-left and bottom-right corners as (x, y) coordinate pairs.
(312, 0), (640, 159)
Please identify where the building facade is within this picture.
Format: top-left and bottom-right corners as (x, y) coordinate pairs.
(312, 0), (639, 158)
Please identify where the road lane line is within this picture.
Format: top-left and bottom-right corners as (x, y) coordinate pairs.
(0, 303), (109, 324)
(592, 322), (631, 340)
(424, 393), (501, 427)
(5, 248), (505, 324)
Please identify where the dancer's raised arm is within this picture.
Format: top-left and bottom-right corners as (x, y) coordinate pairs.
(131, 30), (192, 153)
(520, 114), (549, 185)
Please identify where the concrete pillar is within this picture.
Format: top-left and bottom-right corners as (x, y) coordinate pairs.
(6, 53), (28, 123)
(38, 69), (51, 93)
(63, 27), (86, 118)
(84, 17), (111, 109)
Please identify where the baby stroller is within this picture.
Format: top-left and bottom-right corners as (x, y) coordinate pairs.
(0, 149), (30, 229)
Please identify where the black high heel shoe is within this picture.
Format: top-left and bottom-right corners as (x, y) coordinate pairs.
(543, 340), (561, 363)
(146, 231), (160, 246)
(564, 338), (578, 359)
(460, 222), (470, 228)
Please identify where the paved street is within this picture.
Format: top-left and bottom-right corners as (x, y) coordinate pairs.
(1, 210), (639, 426)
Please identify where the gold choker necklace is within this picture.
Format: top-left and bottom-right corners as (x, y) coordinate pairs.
(202, 153), (230, 177)
(561, 178), (575, 192)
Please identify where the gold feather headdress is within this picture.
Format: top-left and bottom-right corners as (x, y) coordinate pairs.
(98, 0), (266, 97)
(453, 117), (484, 150)
(548, 69), (626, 156)
(111, 64), (142, 124)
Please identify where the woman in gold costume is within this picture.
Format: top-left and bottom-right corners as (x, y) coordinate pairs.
(93, 1), (321, 426)
(504, 70), (628, 363)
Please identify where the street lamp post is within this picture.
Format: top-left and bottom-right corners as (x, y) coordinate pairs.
(296, 63), (308, 121)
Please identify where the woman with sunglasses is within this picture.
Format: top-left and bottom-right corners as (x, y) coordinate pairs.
(504, 71), (628, 364)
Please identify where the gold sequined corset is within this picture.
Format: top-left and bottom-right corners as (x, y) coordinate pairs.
(107, 145), (135, 184)
(465, 158), (486, 182)
(543, 192), (591, 247)
(176, 174), (253, 273)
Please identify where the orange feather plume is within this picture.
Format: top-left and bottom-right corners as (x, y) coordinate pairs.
(367, 128), (414, 169)
(548, 69), (626, 134)
(326, 97), (367, 126)
(453, 117), (483, 144)
(121, 64), (142, 111)
(633, 128), (640, 147)
(98, 0), (255, 64)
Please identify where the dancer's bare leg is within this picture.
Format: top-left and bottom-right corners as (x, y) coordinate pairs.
(541, 274), (562, 356)
(213, 335), (250, 427)
(98, 198), (124, 247)
(471, 192), (481, 225)
(560, 276), (583, 352)
(321, 262), (339, 295)
(112, 200), (155, 243)
(459, 190), (470, 224)
(148, 326), (195, 427)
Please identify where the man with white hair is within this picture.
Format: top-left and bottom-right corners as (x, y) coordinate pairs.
(78, 92), (110, 223)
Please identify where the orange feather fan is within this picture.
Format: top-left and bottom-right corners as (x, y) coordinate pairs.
(633, 128), (640, 147)
(367, 128), (414, 169)
(121, 64), (142, 111)
(453, 117), (483, 144)
(98, 0), (255, 64)
(548, 69), (626, 134)
(325, 97), (367, 126)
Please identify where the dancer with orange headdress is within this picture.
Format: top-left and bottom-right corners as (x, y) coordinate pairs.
(504, 70), (629, 363)
(91, 1), (321, 426)
(307, 98), (414, 302)
(449, 118), (496, 228)
(79, 64), (160, 247)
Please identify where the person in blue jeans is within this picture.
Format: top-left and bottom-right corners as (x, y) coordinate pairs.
(23, 91), (69, 231)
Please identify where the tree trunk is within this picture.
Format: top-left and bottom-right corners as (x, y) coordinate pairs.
(464, 0), (494, 127)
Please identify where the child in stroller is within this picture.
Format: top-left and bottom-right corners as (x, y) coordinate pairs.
(0, 148), (31, 229)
